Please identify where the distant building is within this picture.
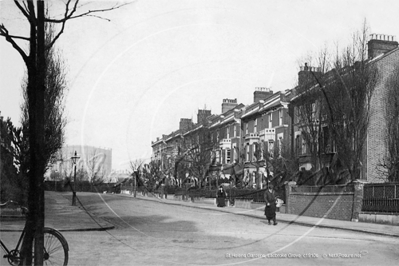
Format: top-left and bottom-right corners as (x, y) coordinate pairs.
(50, 145), (112, 182)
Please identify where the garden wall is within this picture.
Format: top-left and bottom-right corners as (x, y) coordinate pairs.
(285, 182), (356, 221)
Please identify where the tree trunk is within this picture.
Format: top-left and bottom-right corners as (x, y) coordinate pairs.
(20, 3), (37, 264)
(20, 59), (36, 266)
(20, 2), (46, 265)
(34, 1), (46, 264)
(134, 173), (137, 197)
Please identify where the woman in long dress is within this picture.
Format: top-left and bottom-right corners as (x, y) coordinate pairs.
(264, 184), (278, 225)
(216, 186), (227, 207)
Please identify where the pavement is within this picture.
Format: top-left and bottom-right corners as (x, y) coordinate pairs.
(0, 191), (114, 232)
(1, 191), (398, 239)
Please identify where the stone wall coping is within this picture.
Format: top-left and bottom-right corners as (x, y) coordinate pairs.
(361, 211), (399, 216)
(290, 192), (354, 196)
(353, 179), (369, 184)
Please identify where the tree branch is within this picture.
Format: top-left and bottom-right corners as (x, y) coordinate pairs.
(1, 32), (30, 41)
(14, 0), (31, 22)
(26, 0), (37, 26)
(0, 24), (28, 63)
(84, 14), (111, 22)
(46, 21), (66, 50)
(45, 1), (132, 50)
(45, 2), (131, 23)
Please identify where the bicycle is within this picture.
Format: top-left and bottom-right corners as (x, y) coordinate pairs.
(0, 200), (69, 266)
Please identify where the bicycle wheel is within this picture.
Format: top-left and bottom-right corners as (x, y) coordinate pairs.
(33, 227), (69, 266)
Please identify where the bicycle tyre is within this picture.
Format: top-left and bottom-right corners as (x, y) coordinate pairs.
(34, 227), (69, 266)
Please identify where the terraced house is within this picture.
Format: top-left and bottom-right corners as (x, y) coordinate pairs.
(207, 99), (245, 181)
(151, 89), (292, 188)
(152, 33), (399, 187)
(288, 34), (399, 184)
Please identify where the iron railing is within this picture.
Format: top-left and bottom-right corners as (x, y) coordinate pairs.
(362, 183), (399, 213)
(184, 188), (285, 203)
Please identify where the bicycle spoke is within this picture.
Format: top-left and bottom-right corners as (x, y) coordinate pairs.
(32, 228), (68, 266)
(43, 235), (65, 265)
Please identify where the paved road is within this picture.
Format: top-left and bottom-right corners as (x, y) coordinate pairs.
(2, 193), (398, 266)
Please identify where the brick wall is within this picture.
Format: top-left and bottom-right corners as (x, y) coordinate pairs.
(367, 49), (399, 182)
(288, 192), (355, 221)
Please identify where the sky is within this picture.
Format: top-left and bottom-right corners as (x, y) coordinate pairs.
(1, 0), (399, 170)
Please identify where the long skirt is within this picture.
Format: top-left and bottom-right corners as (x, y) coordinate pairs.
(264, 204), (276, 220)
(217, 197), (226, 207)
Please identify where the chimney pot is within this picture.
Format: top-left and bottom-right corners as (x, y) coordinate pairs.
(221, 98), (238, 113)
(254, 87), (273, 103)
(298, 63), (321, 88)
(368, 33), (398, 59)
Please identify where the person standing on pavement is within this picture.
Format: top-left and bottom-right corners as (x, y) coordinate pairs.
(162, 178), (167, 199)
(216, 185), (227, 207)
(264, 184), (278, 225)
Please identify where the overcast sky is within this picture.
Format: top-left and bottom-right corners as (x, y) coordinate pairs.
(1, 0), (399, 170)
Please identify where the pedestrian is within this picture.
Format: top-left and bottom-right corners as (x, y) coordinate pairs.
(216, 185), (227, 207)
(161, 181), (167, 199)
(159, 181), (165, 199)
(264, 184), (278, 225)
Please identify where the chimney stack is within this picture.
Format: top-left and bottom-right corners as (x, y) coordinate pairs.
(254, 87), (273, 103)
(221, 98), (238, 113)
(298, 63), (322, 88)
(197, 109), (212, 125)
(179, 118), (193, 133)
(368, 34), (398, 59)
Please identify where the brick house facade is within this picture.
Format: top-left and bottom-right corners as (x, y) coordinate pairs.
(289, 34), (399, 182)
(366, 36), (399, 182)
(152, 34), (399, 185)
(240, 88), (292, 188)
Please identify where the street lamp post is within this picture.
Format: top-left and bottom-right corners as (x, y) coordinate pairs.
(71, 151), (80, 206)
(134, 170), (138, 198)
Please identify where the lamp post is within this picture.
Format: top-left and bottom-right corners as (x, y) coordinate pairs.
(71, 151), (80, 206)
(133, 170), (138, 198)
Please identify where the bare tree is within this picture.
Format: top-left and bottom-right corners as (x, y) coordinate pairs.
(325, 24), (378, 181)
(129, 158), (145, 197)
(293, 22), (378, 184)
(262, 139), (298, 187)
(147, 159), (163, 189)
(293, 46), (331, 174)
(0, 1), (130, 264)
(178, 128), (216, 189)
(79, 148), (108, 193)
(183, 145), (213, 188)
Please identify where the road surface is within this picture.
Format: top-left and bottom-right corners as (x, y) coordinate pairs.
(2, 192), (398, 266)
